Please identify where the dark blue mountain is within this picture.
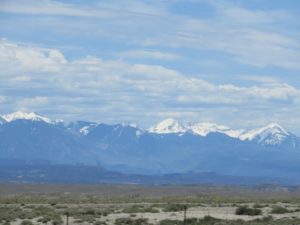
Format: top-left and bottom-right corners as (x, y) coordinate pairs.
(0, 119), (99, 165)
(0, 112), (300, 182)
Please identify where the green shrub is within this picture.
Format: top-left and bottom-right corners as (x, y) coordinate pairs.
(271, 206), (290, 214)
(37, 217), (51, 224)
(115, 217), (151, 225)
(0, 207), (23, 222)
(32, 206), (54, 217)
(123, 205), (159, 213)
(184, 216), (221, 225)
(162, 204), (187, 212)
(159, 219), (182, 225)
(84, 208), (96, 215)
(201, 215), (220, 222)
(74, 215), (95, 223)
(235, 206), (262, 216)
(54, 205), (67, 209)
(21, 220), (34, 225)
(94, 222), (107, 225)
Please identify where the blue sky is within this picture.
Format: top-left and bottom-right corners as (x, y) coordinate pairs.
(0, 0), (300, 133)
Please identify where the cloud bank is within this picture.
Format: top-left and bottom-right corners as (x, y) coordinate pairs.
(0, 0), (300, 133)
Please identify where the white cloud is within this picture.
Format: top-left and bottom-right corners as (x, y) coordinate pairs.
(0, 0), (166, 18)
(1, 0), (300, 133)
(0, 40), (67, 73)
(118, 50), (180, 60)
(240, 75), (281, 84)
(219, 83), (300, 101)
(143, 26), (300, 70)
(1, 39), (300, 133)
(226, 30), (300, 69)
(130, 64), (180, 78)
(0, 0), (100, 17)
(11, 76), (32, 82)
(214, 1), (289, 26)
(2, 40), (300, 101)
(16, 96), (49, 108)
(2, 0), (300, 70)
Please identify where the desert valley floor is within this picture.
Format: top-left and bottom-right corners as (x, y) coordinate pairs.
(1, 184), (300, 225)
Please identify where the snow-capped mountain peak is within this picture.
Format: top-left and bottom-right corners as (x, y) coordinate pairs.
(148, 119), (292, 146)
(149, 119), (244, 138)
(187, 122), (244, 138)
(149, 118), (186, 134)
(265, 122), (288, 133)
(240, 122), (290, 145)
(2, 111), (53, 123)
(1, 111), (295, 148)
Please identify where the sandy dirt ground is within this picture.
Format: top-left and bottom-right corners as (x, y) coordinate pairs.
(96, 204), (300, 225)
(1, 184), (300, 225)
(4, 203), (300, 225)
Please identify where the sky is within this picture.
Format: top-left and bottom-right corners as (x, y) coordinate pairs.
(0, 0), (300, 134)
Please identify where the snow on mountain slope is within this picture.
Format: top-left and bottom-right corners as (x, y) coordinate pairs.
(148, 118), (187, 134)
(240, 123), (290, 145)
(188, 122), (244, 138)
(67, 121), (97, 135)
(149, 119), (243, 138)
(78, 122), (145, 139)
(112, 123), (145, 138)
(1, 112), (296, 147)
(80, 125), (93, 135)
(2, 111), (53, 123)
(124, 123), (145, 138)
(149, 119), (293, 146)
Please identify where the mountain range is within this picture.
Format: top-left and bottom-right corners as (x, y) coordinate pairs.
(0, 111), (300, 184)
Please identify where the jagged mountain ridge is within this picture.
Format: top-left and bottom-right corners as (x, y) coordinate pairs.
(65, 117), (298, 147)
(148, 118), (296, 147)
(0, 111), (300, 178)
(0, 112), (296, 147)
